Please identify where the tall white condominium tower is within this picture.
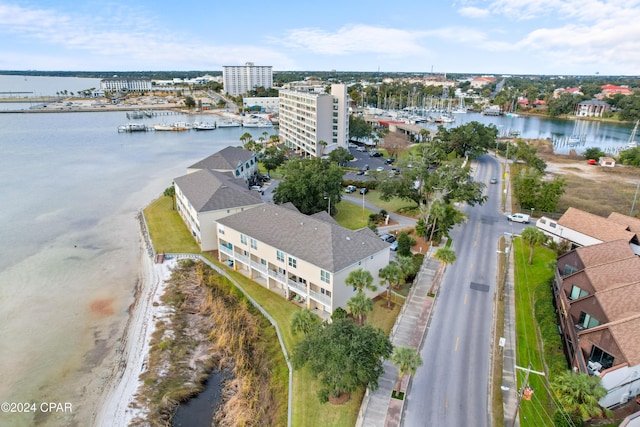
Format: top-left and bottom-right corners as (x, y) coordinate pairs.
(222, 62), (273, 96)
(278, 84), (349, 158)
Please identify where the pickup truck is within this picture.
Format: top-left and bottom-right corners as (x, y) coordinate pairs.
(507, 213), (530, 223)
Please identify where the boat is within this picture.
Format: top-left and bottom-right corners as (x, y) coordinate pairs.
(152, 122), (190, 131)
(193, 122), (216, 130)
(118, 123), (148, 132)
(126, 110), (144, 119)
(626, 120), (639, 149)
(242, 119), (273, 128)
(434, 113), (455, 124)
(216, 119), (241, 128)
(451, 96), (467, 114)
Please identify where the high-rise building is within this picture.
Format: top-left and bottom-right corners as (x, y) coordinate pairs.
(278, 84), (349, 157)
(222, 62), (273, 96)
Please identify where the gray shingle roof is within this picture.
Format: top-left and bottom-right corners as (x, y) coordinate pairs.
(188, 146), (255, 171)
(174, 169), (263, 212)
(217, 203), (389, 272)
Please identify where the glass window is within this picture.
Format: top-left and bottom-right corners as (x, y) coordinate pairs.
(250, 238), (257, 249)
(240, 234), (247, 245)
(590, 346), (615, 369)
(321, 270), (330, 284)
(563, 264), (578, 276)
(578, 311), (600, 329)
(570, 285), (588, 300)
(276, 250), (285, 262)
(288, 257), (297, 268)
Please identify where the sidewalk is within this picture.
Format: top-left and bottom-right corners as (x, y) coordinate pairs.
(358, 252), (442, 427)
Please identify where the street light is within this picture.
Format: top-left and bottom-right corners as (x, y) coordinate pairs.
(324, 195), (331, 215)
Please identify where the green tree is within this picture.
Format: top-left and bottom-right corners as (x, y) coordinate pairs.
(272, 158), (344, 215)
(434, 247), (457, 265)
(548, 93), (577, 117)
(396, 232), (415, 257)
(583, 147), (606, 161)
(163, 184), (175, 210)
(292, 318), (393, 402)
(390, 346), (423, 395)
(347, 291), (374, 326)
(328, 147), (354, 166)
(512, 168), (566, 212)
(619, 147), (640, 167)
(379, 262), (403, 308)
(184, 95), (196, 108)
(521, 227), (547, 265)
(345, 268), (376, 293)
(290, 308), (320, 335)
(396, 255), (418, 286)
(349, 115), (373, 141)
(552, 370), (608, 422)
(433, 121), (499, 159)
(261, 146), (285, 176)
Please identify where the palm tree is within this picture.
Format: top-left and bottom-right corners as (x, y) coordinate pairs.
(345, 269), (377, 293)
(290, 308), (320, 335)
(552, 370), (608, 421)
(390, 346), (423, 396)
(434, 247), (456, 265)
(163, 184), (176, 210)
(521, 227), (547, 265)
(318, 140), (328, 157)
(379, 262), (403, 307)
(428, 199), (448, 244)
(347, 291), (374, 326)
(396, 255), (418, 289)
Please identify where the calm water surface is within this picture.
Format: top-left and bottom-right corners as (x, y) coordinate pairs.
(0, 110), (269, 426)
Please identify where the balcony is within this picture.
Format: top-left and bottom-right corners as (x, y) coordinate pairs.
(235, 252), (250, 266)
(252, 262), (267, 274)
(219, 245), (233, 257)
(268, 269), (287, 284)
(308, 289), (331, 307)
(288, 279), (307, 294)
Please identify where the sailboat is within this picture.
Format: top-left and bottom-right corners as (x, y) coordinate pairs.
(626, 120), (639, 149)
(452, 96), (467, 114)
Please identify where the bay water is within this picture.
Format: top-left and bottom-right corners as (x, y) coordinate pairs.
(0, 109), (268, 426)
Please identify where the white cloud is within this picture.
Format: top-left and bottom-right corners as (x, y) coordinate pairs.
(277, 25), (430, 57)
(458, 6), (490, 18)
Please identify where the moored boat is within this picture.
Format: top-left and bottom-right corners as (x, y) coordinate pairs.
(118, 123), (148, 132)
(193, 122), (216, 130)
(216, 119), (242, 128)
(242, 119), (273, 128)
(153, 122), (190, 131)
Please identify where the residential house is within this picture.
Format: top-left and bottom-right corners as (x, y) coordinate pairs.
(554, 239), (640, 408)
(187, 146), (259, 183)
(216, 203), (391, 315)
(600, 84), (634, 98)
(599, 157), (616, 167)
(174, 168), (263, 251)
(553, 87), (583, 98)
(574, 100), (611, 117)
(470, 76), (495, 89)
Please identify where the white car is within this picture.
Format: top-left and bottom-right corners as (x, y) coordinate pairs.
(507, 213), (530, 223)
(376, 166), (384, 172)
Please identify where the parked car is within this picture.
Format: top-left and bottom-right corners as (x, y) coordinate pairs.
(379, 233), (396, 243)
(362, 164), (370, 170)
(356, 170), (365, 175)
(345, 185), (357, 193)
(490, 177), (498, 184)
(376, 166), (385, 172)
(507, 213), (530, 223)
(369, 151), (383, 157)
(587, 159), (597, 165)
(356, 146), (367, 152)
(348, 142), (357, 148)
(360, 187), (368, 195)
(385, 158), (395, 164)
(390, 241), (398, 251)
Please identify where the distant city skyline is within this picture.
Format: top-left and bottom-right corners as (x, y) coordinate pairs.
(0, 0), (639, 76)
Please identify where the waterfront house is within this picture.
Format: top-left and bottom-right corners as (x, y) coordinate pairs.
(173, 169), (263, 251)
(187, 146), (259, 183)
(574, 100), (611, 117)
(216, 203), (390, 316)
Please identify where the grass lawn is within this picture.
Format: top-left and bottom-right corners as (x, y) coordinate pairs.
(513, 237), (557, 427)
(363, 190), (418, 215)
(334, 199), (374, 229)
(143, 196), (201, 254)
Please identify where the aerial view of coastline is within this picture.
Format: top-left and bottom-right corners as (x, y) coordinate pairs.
(1, 1), (640, 427)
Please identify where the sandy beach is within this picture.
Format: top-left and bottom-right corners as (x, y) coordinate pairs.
(93, 248), (176, 427)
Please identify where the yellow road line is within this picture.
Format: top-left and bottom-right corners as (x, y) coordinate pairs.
(455, 337), (460, 352)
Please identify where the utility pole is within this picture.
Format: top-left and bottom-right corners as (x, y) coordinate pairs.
(511, 363), (541, 427)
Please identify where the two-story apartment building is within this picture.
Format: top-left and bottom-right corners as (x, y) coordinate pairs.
(216, 203), (390, 315)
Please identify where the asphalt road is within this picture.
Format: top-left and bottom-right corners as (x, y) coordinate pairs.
(402, 155), (527, 427)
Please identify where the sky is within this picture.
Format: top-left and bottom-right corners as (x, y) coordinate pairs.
(1, 0), (639, 75)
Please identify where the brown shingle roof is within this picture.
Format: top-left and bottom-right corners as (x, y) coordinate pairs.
(558, 207), (635, 243)
(585, 315), (640, 366)
(217, 203), (389, 272)
(583, 257), (640, 292)
(594, 281), (640, 322)
(607, 212), (640, 235)
(575, 239), (636, 266)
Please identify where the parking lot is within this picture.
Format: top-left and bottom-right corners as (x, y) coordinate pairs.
(344, 144), (397, 182)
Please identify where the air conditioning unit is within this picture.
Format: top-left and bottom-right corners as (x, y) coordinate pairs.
(588, 361), (602, 375)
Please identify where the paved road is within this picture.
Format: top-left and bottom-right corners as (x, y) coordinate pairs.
(402, 155), (526, 427)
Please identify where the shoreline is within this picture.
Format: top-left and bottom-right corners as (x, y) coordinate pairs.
(93, 242), (176, 426)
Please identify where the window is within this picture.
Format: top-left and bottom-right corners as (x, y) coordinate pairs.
(563, 264), (578, 276)
(320, 288), (331, 297)
(578, 311), (600, 329)
(321, 270), (330, 284)
(590, 346), (615, 369)
(570, 285), (588, 300)
(261, 258), (266, 265)
(250, 238), (257, 249)
(276, 250), (285, 262)
(240, 234), (247, 245)
(218, 226), (225, 235)
(288, 257), (297, 268)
